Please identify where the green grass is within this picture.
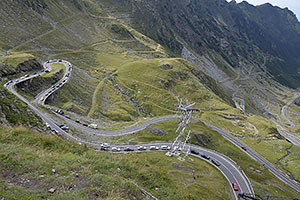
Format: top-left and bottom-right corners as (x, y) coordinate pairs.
(0, 85), (42, 127)
(47, 67), (99, 116)
(102, 117), (300, 199)
(191, 122), (300, 198)
(88, 78), (141, 121)
(0, 126), (233, 200)
(0, 53), (35, 68)
(15, 68), (64, 99)
(1, 1), (299, 198)
(42, 63), (66, 78)
(242, 137), (300, 182)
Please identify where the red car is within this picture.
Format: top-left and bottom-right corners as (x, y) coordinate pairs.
(232, 183), (239, 191)
(241, 146), (247, 151)
(25, 74), (30, 77)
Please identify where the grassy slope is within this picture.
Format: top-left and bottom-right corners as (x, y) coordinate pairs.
(106, 118), (300, 198)
(0, 85), (42, 127)
(0, 127), (233, 200)
(0, 53), (43, 127)
(1, 0), (299, 198)
(0, 54), (35, 69)
(42, 63), (65, 78)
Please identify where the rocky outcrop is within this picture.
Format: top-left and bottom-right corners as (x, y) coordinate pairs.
(15, 69), (64, 98)
(0, 59), (42, 78)
(102, 0), (300, 88)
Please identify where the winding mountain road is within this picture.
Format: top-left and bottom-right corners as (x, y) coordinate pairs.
(264, 93), (300, 146)
(205, 122), (300, 194)
(4, 60), (254, 199)
(281, 93), (299, 128)
(6, 59), (300, 198)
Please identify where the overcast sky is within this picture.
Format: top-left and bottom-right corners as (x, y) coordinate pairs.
(228, 0), (300, 20)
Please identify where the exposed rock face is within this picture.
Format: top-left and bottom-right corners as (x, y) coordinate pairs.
(0, 57), (43, 127)
(0, 59), (42, 77)
(101, 0), (300, 88)
(15, 69), (64, 97)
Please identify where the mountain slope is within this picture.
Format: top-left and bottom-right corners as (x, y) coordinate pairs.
(1, 1), (300, 199)
(99, 0), (300, 88)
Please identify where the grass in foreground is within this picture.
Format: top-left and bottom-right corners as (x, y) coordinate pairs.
(0, 126), (233, 200)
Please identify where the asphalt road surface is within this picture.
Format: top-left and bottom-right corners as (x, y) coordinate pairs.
(205, 122), (300, 194)
(6, 58), (300, 197)
(4, 59), (255, 199)
(281, 93), (299, 128)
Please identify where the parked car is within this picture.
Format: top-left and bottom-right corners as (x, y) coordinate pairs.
(137, 146), (147, 150)
(201, 154), (210, 160)
(191, 149), (200, 155)
(149, 146), (158, 150)
(124, 147), (134, 152)
(111, 147), (120, 152)
(100, 143), (110, 150)
(88, 124), (97, 129)
(45, 123), (50, 128)
(59, 124), (69, 130)
(57, 109), (64, 115)
(211, 159), (220, 166)
(161, 145), (170, 150)
(241, 146), (247, 151)
(232, 183), (239, 191)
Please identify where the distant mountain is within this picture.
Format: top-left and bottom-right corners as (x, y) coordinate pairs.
(100, 0), (300, 88)
(0, 0), (299, 116)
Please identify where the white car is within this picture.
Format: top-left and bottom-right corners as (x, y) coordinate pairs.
(88, 124), (97, 129)
(149, 146), (156, 150)
(150, 146), (159, 150)
(111, 147), (121, 152)
(137, 146), (147, 150)
(101, 143), (110, 148)
(45, 123), (50, 128)
(161, 145), (170, 150)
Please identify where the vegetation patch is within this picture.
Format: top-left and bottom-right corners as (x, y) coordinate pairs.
(0, 85), (42, 127)
(0, 126), (233, 200)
